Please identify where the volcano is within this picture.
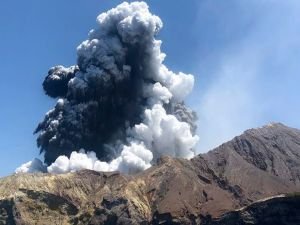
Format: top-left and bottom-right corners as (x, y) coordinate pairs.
(1, 123), (300, 224)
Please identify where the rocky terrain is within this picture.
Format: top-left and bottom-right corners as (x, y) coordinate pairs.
(0, 123), (299, 225)
(203, 194), (300, 225)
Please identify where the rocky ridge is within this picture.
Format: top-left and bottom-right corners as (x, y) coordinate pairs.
(0, 123), (299, 224)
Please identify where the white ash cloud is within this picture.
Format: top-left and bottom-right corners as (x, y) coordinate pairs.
(16, 1), (198, 174)
(15, 158), (47, 174)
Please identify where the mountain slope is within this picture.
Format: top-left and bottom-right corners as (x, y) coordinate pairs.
(0, 123), (299, 225)
(196, 123), (300, 207)
(203, 194), (300, 225)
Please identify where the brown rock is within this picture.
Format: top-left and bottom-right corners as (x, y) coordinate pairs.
(0, 123), (299, 224)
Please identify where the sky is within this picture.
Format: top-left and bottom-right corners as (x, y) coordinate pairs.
(0, 0), (300, 177)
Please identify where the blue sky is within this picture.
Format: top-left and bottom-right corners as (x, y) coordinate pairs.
(0, 0), (300, 177)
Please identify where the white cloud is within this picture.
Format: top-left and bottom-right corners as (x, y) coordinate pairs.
(15, 158), (46, 173)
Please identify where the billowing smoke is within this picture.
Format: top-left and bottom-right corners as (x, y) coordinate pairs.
(16, 1), (198, 174)
(15, 158), (47, 173)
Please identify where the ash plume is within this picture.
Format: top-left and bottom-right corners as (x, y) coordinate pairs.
(17, 1), (199, 174)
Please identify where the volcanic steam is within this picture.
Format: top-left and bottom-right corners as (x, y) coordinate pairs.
(16, 1), (198, 174)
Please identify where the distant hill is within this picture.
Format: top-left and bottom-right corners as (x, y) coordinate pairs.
(0, 123), (299, 225)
